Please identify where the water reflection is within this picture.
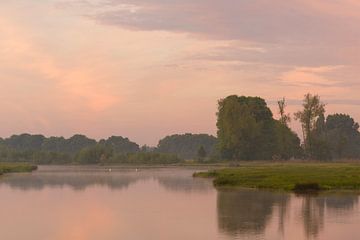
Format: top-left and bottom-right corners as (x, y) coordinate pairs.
(217, 189), (360, 239)
(217, 189), (289, 237)
(299, 193), (359, 238)
(300, 195), (325, 238)
(0, 166), (213, 193)
(0, 167), (359, 240)
(0, 172), (142, 191)
(0, 167), (219, 240)
(157, 176), (213, 192)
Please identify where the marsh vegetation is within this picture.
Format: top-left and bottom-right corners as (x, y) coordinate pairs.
(194, 163), (360, 191)
(0, 163), (37, 175)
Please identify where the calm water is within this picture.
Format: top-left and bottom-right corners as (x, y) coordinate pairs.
(0, 166), (359, 240)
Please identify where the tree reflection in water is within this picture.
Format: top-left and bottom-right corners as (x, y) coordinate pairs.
(300, 195), (325, 238)
(217, 189), (359, 239)
(217, 189), (289, 237)
(1, 166), (359, 240)
(299, 193), (359, 239)
(0, 166), (214, 193)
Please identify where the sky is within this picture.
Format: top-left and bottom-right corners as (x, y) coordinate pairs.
(0, 0), (359, 146)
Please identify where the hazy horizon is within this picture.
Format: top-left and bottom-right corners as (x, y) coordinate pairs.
(1, 0), (359, 145)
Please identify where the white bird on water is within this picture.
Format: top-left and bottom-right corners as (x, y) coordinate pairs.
(108, 168), (112, 172)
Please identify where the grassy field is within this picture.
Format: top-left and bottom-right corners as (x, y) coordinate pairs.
(193, 163), (360, 191)
(0, 163), (37, 175)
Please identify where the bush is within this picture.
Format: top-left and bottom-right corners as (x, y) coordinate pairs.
(293, 183), (321, 193)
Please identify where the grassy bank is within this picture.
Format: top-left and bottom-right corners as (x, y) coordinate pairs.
(0, 163), (38, 175)
(193, 163), (360, 191)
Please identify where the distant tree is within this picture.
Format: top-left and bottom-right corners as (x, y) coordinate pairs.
(41, 136), (67, 152)
(5, 134), (45, 151)
(140, 145), (156, 152)
(99, 136), (139, 154)
(294, 94), (326, 158)
(157, 133), (217, 159)
(125, 152), (181, 164)
(75, 144), (113, 164)
(66, 134), (97, 153)
(197, 145), (207, 162)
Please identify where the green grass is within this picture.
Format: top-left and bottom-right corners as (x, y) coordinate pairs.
(0, 163), (37, 175)
(193, 163), (360, 191)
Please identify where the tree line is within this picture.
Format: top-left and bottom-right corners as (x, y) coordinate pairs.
(0, 133), (217, 164)
(217, 94), (360, 161)
(0, 93), (358, 163)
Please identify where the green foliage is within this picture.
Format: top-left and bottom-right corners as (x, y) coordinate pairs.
(312, 114), (360, 160)
(0, 163), (37, 175)
(99, 136), (139, 154)
(217, 95), (298, 160)
(195, 163), (360, 191)
(0, 144), (72, 164)
(293, 95), (360, 160)
(274, 121), (303, 160)
(157, 133), (217, 159)
(75, 145), (114, 164)
(107, 152), (182, 165)
(64, 135), (97, 153)
(197, 145), (207, 161)
(42, 137), (68, 152)
(1, 94), (359, 163)
(0, 134), (140, 164)
(5, 134), (45, 151)
(126, 152), (181, 164)
(294, 93), (326, 157)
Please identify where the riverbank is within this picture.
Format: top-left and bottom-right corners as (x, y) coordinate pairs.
(0, 163), (38, 175)
(193, 163), (360, 192)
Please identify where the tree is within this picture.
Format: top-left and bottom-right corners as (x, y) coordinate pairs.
(157, 133), (217, 159)
(197, 145), (207, 162)
(278, 97), (291, 126)
(294, 94), (325, 158)
(5, 134), (45, 151)
(217, 95), (277, 160)
(275, 98), (302, 160)
(75, 144), (113, 164)
(99, 136), (139, 154)
(274, 121), (303, 160)
(324, 114), (360, 159)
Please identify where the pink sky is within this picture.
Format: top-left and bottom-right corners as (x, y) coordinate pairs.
(0, 0), (359, 145)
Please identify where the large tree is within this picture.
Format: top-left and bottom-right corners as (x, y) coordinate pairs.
(217, 95), (277, 160)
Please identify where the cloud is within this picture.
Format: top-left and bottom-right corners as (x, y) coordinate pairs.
(83, 0), (360, 45)
(0, 7), (120, 113)
(280, 66), (343, 87)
